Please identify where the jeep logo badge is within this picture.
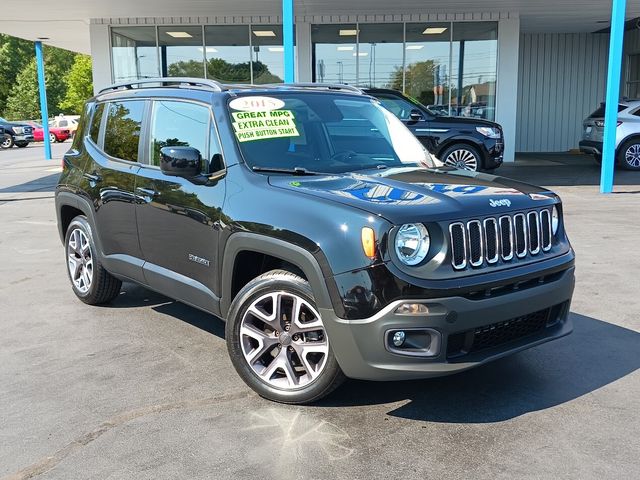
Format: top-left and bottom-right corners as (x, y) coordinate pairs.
(489, 198), (511, 208)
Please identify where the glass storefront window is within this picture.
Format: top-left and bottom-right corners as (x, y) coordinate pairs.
(451, 22), (498, 120)
(251, 25), (290, 84)
(204, 25), (252, 83)
(111, 27), (159, 82)
(404, 23), (452, 114)
(312, 24), (358, 85)
(158, 26), (205, 78)
(357, 24), (404, 89)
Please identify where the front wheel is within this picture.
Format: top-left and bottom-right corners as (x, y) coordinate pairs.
(618, 139), (640, 170)
(1, 134), (14, 149)
(226, 270), (345, 404)
(441, 144), (482, 172)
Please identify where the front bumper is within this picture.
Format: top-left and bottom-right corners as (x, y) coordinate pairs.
(579, 140), (603, 156)
(13, 134), (34, 142)
(481, 137), (504, 169)
(321, 266), (575, 381)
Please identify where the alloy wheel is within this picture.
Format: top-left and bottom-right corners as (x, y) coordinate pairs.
(67, 228), (93, 294)
(624, 143), (640, 168)
(444, 148), (479, 171)
(49, 133), (56, 143)
(1, 135), (12, 149)
(240, 291), (329, 389)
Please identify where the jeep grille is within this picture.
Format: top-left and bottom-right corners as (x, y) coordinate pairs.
(449, 209), (553, 270)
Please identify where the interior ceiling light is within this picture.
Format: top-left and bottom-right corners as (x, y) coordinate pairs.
(339, 29), (358, 36)
(198, 47), (218, 53)
(423, 27), (448, 34)
(268, 47), (284, 52)
(253, 30), (276, 37)
(353, 52), (368, 57)
(406, 45), (424, 50)
(337, 46), (355, 51)
(166, 31), (193, 38)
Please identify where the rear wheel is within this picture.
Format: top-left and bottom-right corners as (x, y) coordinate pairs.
(441, 144), (482, 172)
(49, 133), (57, 143)
(1, 134), (14, 149)
(65, 216), (122, 305)
(618, 139), (640, 170)
(226, 270), (345, 404)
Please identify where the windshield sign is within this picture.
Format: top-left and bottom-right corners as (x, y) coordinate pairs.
(229, 92), (437, 174)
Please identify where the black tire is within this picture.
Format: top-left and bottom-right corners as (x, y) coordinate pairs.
(226, 269), (345, 404)
(15, 142), (29, 148)
(617, 139), (640, 170)
(1, 134), (14, 149)
(64, 216), (122, 305)
(440, 143), (483, 172)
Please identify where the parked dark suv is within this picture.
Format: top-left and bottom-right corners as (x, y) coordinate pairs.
(0, 117), (34, 148)
(365, 88), (504, 172)
(56, 78), (575, 404)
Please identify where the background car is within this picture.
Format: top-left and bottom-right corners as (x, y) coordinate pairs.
(364, 88), (504, 172)
(24, 121), (71, 143)
(49, 115), (80, 137)
(580, 100), (640, 170)
(0, 117), (34, 148)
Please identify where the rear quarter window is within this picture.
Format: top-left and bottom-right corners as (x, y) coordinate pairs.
(89, 103), (105, 144)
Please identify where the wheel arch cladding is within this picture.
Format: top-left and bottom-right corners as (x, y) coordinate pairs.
(220, 232), (344, 319)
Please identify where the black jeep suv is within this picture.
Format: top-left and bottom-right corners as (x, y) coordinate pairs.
(365, 88), (504, 172)
(56, 78), (575, 404)
(0, 117), (34, 148)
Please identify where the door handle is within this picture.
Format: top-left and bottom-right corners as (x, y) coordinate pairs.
(135, 187), (160, 202)
(83, 172), (102, 183)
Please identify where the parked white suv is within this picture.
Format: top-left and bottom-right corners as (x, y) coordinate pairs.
(580, 100), (640, 170)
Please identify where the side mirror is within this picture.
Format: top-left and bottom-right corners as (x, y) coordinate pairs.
(409, 109), (424, 122)
(159, 146), (202, 178)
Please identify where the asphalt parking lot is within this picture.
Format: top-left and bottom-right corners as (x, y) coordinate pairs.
(1, 143), (639, 479)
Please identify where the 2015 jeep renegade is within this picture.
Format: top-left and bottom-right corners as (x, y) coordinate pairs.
(56, 78), (575, 404)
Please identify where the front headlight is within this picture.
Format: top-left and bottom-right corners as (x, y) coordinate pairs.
(12, 126), (24, 134)
(552, 205), (560, 235)
(395, 223), (430, 265)
(476, 126), (501, 139)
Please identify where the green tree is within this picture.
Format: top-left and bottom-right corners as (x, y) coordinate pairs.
(389, 60), (437, 106)
(0, 34), (34, 115)
(59, 55), (93, 114)
(4, 44), (77, 120)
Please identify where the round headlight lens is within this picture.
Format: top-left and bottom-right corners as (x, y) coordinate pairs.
(395, 223), (430, 265)
(552, 205), (560, 234)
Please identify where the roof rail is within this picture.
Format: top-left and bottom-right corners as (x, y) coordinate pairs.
(98, 77), (224, 94)
(265, 82), (364, 94)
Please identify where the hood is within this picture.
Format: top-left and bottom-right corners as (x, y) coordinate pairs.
(268, 167), (557, 224)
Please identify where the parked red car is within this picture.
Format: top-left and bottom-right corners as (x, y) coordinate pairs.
(24, 122), (71, 143)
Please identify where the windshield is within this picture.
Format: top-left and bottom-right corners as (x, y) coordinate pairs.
(229, 92), (438, 174)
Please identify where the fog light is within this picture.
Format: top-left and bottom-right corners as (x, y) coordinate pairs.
(392, 331), (406, 347)
(394, 303), (429, 315)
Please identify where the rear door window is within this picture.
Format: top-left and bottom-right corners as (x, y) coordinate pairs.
(103, 101), (145, 162)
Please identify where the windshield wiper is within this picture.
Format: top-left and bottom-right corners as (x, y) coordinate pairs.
(251, 166), (322, 176)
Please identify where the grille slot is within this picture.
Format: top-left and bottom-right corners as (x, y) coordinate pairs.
(449, 222), (467, 269)
(483, 218), (499, 264)
(540, 209), (552, 251)
(467, 220), (483, 267)
(449, 209), (555, 270)
(527, 211), (541, 254)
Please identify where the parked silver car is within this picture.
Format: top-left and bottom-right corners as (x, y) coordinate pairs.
(580, 100), (640, 170)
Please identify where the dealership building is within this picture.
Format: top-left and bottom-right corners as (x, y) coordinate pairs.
(1, 0), (639, 162)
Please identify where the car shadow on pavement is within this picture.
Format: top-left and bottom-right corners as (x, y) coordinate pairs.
(324, 313), (640, 422)
(0, 173), (60, 193)
(106, 285), (640, 423)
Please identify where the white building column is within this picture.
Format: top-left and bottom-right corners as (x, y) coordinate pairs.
(495, 15), (520, 162)
(89, 22), (112, 93)
(296, 21), (312, 82)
